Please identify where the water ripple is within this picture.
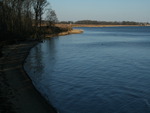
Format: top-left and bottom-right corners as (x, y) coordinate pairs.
(25, 27), (150, 113)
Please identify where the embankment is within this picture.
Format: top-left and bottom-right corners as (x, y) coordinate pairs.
(0, 40), (57, 113)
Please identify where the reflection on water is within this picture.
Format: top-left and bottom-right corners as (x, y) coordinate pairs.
(24, 27), (150, 113)
(26, 44), (44, 80)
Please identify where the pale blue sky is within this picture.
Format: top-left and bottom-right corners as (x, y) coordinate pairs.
(48, 0), (150, 22)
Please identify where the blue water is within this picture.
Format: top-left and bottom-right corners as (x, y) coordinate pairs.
(24, 26), (150, 113)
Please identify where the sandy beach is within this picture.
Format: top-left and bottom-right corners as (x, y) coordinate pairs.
(0, 40), (57, 113)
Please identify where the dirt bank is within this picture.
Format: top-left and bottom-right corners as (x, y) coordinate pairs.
(0, 40), (57, 113)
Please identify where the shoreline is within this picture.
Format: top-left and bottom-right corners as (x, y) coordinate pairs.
(45, 29), (84, 38)
(0, 40), (57, 113)
(0, 29), (82, 113)
(73, 24), (146, 27)
(0, 25), (149, 112)
(56, 24), (147, 28)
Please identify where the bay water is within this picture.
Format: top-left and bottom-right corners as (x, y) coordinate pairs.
(24, 26), (150, 113)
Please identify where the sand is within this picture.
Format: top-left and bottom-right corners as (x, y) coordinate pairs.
(45, 29), (84, 38)
(0, 40), (57, 113)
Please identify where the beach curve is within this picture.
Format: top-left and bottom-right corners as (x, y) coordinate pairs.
(0, 40), (57, 113)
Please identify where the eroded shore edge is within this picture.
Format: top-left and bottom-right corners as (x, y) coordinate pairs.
(0, 40), (57, 113)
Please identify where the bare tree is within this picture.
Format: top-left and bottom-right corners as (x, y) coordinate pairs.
(22, 0), (34, 33)
(33, 0), (49, 38)
(0, 0), (57, 41)
(0, 0), (34, 39)
(39, 0), (49, 27)
(46, 9), (58, 27)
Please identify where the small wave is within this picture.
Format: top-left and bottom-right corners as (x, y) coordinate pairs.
(116, 99), (150, 113)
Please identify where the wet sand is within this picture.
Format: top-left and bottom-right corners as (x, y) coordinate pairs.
(0, 40), (57, 113)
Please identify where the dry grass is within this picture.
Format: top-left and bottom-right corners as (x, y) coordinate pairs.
(72, 24), (144, 27)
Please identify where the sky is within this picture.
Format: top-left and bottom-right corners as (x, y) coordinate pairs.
(48, 0), (150, 22)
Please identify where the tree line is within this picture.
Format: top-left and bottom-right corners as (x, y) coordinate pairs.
(59, 20), (149, 25)
(0, 0), (58, 43)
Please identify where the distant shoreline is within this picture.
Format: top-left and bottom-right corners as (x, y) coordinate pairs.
(45, 24), (149, 38)
(56, 24), (149, 28)
(72, 24), (149, 27)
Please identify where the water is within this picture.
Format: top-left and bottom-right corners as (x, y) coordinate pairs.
(24, 26), (150, 113)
